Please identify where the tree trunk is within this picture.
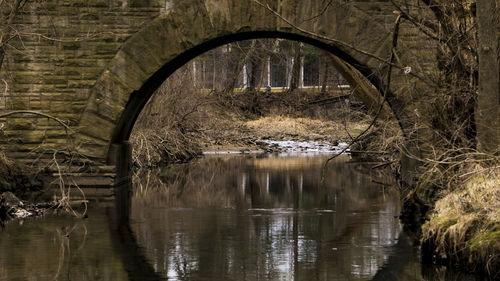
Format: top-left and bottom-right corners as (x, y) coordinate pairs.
(477, 0), (500, 153)
(321, 59), (328, 92)
(289, 42), (301, 91)
(0, 50), (4, 74)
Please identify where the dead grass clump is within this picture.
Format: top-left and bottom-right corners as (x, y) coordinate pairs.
(421, 165), (500, 277)
(131, 128), (201, 168)
(349, 118), (405, 171)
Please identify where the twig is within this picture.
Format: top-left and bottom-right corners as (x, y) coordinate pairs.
(1, 110), (90, 218)
(18, 31), (117, 43)
(372, 179), (392, 186)
(303, 0), (334, 21)
(390, 0), (441, 41)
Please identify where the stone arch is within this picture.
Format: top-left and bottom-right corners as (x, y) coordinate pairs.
(77, 1), (411, 165)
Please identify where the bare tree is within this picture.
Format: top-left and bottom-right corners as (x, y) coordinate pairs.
(476, 0), (500, 153)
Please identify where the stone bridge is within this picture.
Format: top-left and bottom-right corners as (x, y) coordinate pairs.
(0, 0), (440, 184)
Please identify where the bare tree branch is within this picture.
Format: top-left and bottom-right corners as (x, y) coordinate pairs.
(304, 0), (334, 21)
(391, 1), (441, 42)
(0, 110), (74, 132)
(251, 0), (433, 85)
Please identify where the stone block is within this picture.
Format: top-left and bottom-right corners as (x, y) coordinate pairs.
(6, 119), (35, 130)
(107, 52), (150, 91)
(50, 101), (75, 113)
(42, 76), (69, 85)
(78, 110), (116, 142)
(8, 97), (29, 110)
(62, 41), (81, 50)
(94, 42), (121, 55)
(93, 70), (135, 109)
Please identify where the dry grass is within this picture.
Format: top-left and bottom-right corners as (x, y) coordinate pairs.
(245, 115), (370, 141)
(131, 128), (201, 168)
(421, 163), (500, 277)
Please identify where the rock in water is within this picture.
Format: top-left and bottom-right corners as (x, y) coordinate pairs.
(0, 191), (23, 208)
(13, 209), (32, 219)
(0, 191), (33, 219)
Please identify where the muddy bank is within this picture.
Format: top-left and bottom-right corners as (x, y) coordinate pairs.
(0, 151), (90, 226)
(0, 152), (46, 225)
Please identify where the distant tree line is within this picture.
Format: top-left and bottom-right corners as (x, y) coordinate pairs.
(191, 39), (349, 93)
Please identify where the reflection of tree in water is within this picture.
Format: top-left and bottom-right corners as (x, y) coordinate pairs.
(131, 155), (404, 280)
(132, 155), (395, 209)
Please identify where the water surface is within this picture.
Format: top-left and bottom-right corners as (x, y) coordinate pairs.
(0, 154), (486, 281)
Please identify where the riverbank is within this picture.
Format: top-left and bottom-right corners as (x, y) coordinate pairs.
(0, 150), (89, 226)
(130, 114), (373, 166)
(0, 152), (41, 226)
(421, 166), (499, 277)
(201, 115), (367, 153)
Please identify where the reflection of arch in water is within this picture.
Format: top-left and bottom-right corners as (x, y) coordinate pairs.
(107, 182), (163, 281)
(123, 154), (423, 279)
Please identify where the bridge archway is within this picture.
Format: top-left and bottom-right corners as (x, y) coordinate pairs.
(76, 2), (411, 168)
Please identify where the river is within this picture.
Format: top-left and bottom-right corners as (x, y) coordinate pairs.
(0, 154), (486, 280)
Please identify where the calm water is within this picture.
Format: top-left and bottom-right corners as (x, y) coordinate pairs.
(0, 154), (486, 280)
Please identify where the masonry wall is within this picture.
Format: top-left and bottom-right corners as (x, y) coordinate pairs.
(0, 0), (165, 163)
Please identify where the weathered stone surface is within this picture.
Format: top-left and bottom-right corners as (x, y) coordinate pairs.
(0, 0), (448, 167)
